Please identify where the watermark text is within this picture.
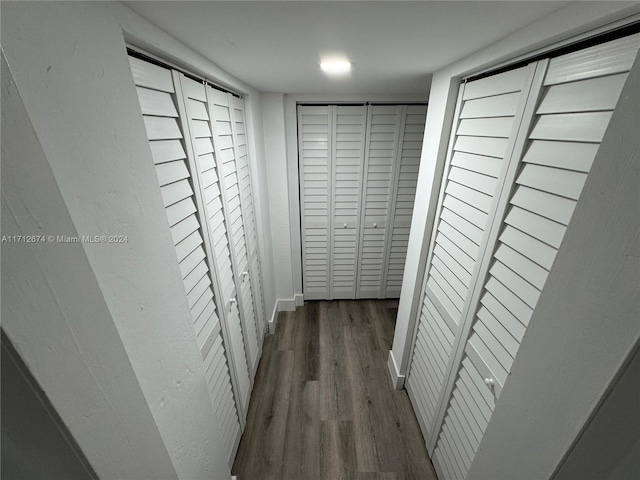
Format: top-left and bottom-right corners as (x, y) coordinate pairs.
(2, 235), (129, 244)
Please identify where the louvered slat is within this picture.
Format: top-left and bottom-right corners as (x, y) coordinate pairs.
(462, 66), (529, 100)
(544, 32), (640, 85)
(129, 56), (174, 93)
(144, 116), (182, 141)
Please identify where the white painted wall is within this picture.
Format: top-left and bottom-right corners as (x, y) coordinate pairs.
(261, 93), (294, 329)
(467, 53), (640, 479)
(1, 2), (278, 478)
(1, 52), (182, 478)
(389, 0), (640, 385)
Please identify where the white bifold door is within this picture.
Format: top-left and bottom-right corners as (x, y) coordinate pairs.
(128, 54), (267, 468)
(208, 88), (263, 378)
(298, 105), (367, 300)
(299, 104), (427, 300)
(405, 33), (640, 480)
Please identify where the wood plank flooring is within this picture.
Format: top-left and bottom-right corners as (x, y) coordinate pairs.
(232, 300), (438, 480)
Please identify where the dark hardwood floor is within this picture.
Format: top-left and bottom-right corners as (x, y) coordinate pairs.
(232, 300), (438, 480)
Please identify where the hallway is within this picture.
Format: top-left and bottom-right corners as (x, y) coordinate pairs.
(232, 300), (438, 480)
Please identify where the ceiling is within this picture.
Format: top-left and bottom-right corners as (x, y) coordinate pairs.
(125, 1), (574, 95)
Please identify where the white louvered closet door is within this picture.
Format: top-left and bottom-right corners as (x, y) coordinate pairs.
(230, 95), (267, 340)
(430, 34), (640, 480)
(128, 57), (242, 466)
(332, 105), (367, 299)
(405, 65), (538, 447)
(174, 74), (246, 462)
(381, 105), (427, 298)
(208, 87), (261, 378)
(299, 106), (332, 300)
(400, 35), (640, 479)
(357, 105), (403, 298)
(299, 104), (426, 300)
(173, 75), (251, 420)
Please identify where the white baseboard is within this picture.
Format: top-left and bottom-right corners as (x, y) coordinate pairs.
(267, 297), (300, 334)
(278, 298), (296, 311)
(268, 303), (278, 334)
(294, 293), (304, 306)
(388, 350), (405, 390)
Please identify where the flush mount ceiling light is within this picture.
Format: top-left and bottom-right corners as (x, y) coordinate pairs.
(320, 60), (351, 75)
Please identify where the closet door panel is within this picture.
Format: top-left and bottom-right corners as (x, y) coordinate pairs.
(383, 105), (427, 297)
(230, 96), (267, 340)
(432, 33), (639, 480)
(208, 88), (260, 377)
(299, 106), (332, 300)
(179, 77), (251, 420)
(332, 106), (366, 299)
(406, 66), (535, 447)
(129, 58), (242, 465)
(357, 105), (402, 298)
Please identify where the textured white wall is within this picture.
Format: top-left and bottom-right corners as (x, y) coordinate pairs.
(1, 53), (180, 479)
(261, 93), (295, 326)
(1, 2), (277, 478)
